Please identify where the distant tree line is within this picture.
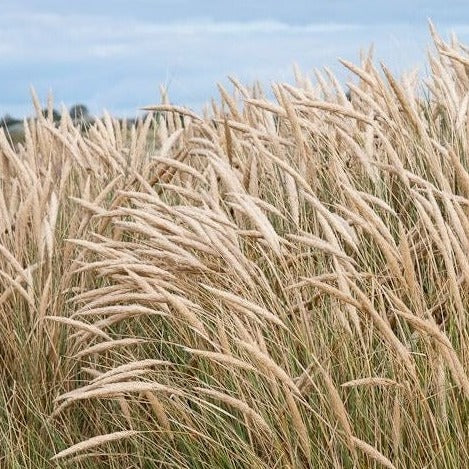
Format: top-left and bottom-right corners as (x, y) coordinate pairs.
(1, 104), (91, 128)
(0, 104), (160, 146)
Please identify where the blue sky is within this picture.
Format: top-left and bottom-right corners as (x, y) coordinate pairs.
(2, 1), (469, 118)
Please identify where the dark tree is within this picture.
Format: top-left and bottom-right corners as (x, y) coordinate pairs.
(70, 104), (89, 120)
(41, 108), (61, 122)
(1, 114), (20, 127)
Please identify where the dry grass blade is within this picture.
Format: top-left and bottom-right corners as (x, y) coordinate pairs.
(293, 99), (374, 124)
(51, 430), (139, 461)
(141, 105), (202, 121)
(201, 284), (286, 329)
(236, 340), (300, 395)
(183, 347), (257, 372)
(44, 316), (112, 341)
(73, 338), (148, 359)
(352, 437), (397, 469)
(341, 377), (401, 388)
(194, 387), (273, 437)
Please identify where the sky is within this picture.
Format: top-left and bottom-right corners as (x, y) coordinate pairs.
(2, 1), (469, 118)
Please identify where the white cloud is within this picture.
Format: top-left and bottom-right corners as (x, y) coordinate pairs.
(133, 20), (361, 35)
(0, 11), (362, 60)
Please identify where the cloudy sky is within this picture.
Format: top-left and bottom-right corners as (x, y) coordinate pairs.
(2, 1), (469, 118)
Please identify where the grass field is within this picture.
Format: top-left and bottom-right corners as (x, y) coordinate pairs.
(1, 26), (468, 468)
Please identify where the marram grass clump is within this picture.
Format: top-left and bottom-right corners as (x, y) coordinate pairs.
(1, 25), (468, 468)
